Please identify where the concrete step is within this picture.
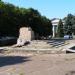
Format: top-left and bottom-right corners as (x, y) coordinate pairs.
(0, 47), (66, 54)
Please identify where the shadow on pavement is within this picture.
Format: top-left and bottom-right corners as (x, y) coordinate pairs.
(0, 56), (31, 67)
(65, 71), (75, 75)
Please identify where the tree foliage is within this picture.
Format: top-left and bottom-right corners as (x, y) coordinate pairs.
(57, 19), (64, 37)
(64, 14), (73, 35)
(0, 1), (52, 37)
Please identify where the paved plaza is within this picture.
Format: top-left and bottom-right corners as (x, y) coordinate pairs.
(0, 39), (75, 75)
(0, 54), (75, 75)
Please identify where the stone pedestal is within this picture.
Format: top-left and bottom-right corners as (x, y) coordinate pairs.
(17, 27), (34, 46)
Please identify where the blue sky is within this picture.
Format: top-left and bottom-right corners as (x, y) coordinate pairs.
(2, 0), (75, 19)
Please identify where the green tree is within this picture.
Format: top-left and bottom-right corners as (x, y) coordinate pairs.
(71, 16), (75, 35)
(57, 19), (64, 37)
(64, 14), (73, 35)
(0, 1), (52, 37)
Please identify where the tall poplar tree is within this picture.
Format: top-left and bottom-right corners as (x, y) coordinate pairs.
(57, 19), (64, 37)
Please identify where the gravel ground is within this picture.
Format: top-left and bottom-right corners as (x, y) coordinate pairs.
(0, 53), (75, 75)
